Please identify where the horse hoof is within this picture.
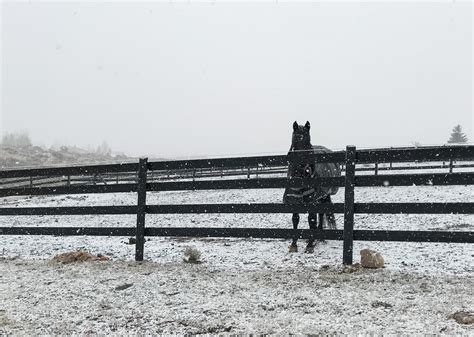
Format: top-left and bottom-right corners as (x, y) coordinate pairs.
(304, 245), (315, 254)
(288, 244), (298, 253)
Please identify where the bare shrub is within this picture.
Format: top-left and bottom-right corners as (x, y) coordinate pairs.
(183, 246), (202, 264)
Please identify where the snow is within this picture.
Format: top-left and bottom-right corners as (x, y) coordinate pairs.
(0, 182), (473, 334)
(1, 260), (473, 334)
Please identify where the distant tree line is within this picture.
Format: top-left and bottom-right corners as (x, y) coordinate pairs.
(1, 131), (113, 156)
(95, 141), (112, 156)
(1, 131), (32, 148)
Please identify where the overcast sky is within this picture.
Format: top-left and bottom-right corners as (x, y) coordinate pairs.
(1, 1), (472, 158)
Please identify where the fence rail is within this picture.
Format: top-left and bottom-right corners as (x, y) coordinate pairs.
(1, 172), (473, 197)
(1, 145), (473, 264)
(2, 160), (473, 190)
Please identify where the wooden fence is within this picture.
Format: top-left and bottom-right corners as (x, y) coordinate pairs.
(0, 145), (473, 264)
(1, 159), (473, 189)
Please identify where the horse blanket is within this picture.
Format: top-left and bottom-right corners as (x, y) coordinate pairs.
(283, 145), (341, 204)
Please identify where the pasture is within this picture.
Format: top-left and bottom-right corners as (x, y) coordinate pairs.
(0, 146), (473, 334)
(1, 186), (473, 334)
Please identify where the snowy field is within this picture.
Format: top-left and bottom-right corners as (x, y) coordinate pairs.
(1, 183), (473, 334)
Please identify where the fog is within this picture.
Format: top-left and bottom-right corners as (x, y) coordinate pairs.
(1, 1), (472, 158)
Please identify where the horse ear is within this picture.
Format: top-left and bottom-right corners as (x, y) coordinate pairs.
(304, 121), (310, 130)
(293, 121), (298, 131)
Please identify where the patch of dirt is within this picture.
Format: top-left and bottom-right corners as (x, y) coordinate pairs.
(52, 251), (109, 263)
(450, 311), (474, 325)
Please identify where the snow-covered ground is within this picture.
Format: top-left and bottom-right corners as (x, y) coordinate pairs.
(1, 183), (473, 334)
(1, 259), (473, 335)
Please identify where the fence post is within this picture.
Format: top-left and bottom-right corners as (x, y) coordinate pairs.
(449, 159), (453, 173)
(135, 158), (148, 261)
(343, 145), (356, 265)
(67, 175), (71, 186)
(374, 162), (378, 176)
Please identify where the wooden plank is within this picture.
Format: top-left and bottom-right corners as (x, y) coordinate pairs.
(354, 202), (474, 214)
(0, 162), (138, 179)
(148, 151), (345, 171)
(354, 173), (474, 187)
(146, 203), (345, 214)
(144, 228), (473, 243)
(1, 226), (471, 244)
(356, 146), (474, 163)
(353, 230), (474, 243)
(0, 227), (135, 236)
(146, 176), (345, 192)
(145, 227), (344, 240)
(0, 184), (138, 197)
(2, 202), (470, 216)
(0, 206), (137, 216)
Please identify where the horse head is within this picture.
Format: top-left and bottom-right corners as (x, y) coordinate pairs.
(291, 121), (312, 151)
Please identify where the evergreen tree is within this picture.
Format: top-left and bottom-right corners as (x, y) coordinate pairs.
(447, 125), (468, 144)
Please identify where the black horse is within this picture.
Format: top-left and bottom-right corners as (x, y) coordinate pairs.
(283, 121), (341, 253)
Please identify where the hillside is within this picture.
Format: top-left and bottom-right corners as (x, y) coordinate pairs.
(0, 144), (136, 169)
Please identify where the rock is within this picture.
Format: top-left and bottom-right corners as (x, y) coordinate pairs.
(360, 249), (384, 268)
(450, 311), (474, 325)
(52, 251), (109, 263)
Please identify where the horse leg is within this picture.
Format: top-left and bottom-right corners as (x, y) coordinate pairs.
(326, 213), (336, 229)
(318, 212), (326, 243)
(305, 212), (317, 253)
(289, 213), (299, 252)
(322, 195), (337, 229)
